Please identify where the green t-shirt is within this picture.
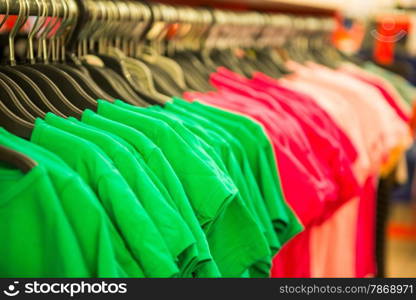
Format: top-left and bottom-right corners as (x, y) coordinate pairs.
(0, 161), (88, 277)
(97, 100), (237, 229)
(146, 103), (278, 277)
(30, 119), (179, 278)
(66, 117), (178, 214)
(116, 101), (277, 266)
(43, 112), (197, 274)
(79, 110), (219, 277)
(113, 101), (237, 202)
(100, 101), (271, 277)
(155, 103), (278, 238)
(0, 128), (132, 277)
(174, 99), (303, 245)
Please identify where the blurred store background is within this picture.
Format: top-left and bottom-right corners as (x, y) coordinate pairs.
(328, 0), (416, 278)
(0, 0), (415, 278)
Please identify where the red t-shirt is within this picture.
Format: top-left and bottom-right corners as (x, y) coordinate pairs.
(186, 88), (321, 277)
(211, 68), (360, 219)
(249, 72), (360, 214)
(210, 69), (364, 278)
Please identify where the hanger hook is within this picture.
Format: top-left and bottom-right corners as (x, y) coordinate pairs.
(53, 0), (69, 40)
(50, 0), (69, 62)
(40, 0), (60, 39)
(37, 0), (56, 62)
(113, 0), (130, 51)
(9, 0), (28, 66)
(90, 1), (106, 51)
(126, 1), (144, 57)
(117, 1), (133, 54)
(77, 0), (95, 56)
(60, 0), (78, 61)
(106, 0), (120, 50)
(109, 0), (120, 50)
(27, 0), (47, 63)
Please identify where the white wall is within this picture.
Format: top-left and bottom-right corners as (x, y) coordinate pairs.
(274, 0), (397, 17)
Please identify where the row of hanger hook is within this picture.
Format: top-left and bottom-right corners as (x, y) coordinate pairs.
(0, 0), (337, 62)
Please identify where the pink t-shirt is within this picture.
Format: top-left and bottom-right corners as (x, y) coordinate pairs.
(207, 71), (345, 225)
(247, 70), (363, 277)
(287, 61), (405, 170)
(242, 70), (364, 277)
(252, 72), (358, 161)
(305, 62), (411, 161)
(310, 197), (359, 277)
(275, 77), (367, 277)
(283, 62), (390, 277)
(249, 72), (360, 215)
(211, 70), (338, 187)
(340, 63), (411, 122)
(184, 89), (332, 225)
(214, 68), (360, 216)
(184, 64), (391, 278)
(280, 76), (371, 183)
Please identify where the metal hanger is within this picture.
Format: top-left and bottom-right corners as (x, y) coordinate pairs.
(0, 0), (38, 123)
(239, 13), (283, 78)
(78, 0), (147, 106)
(0, 71), (46, 118)
(0, 0), (52, 119)
(309, 18), (342, 68)
(0, 0), (65, 117)
(98, 1), (169, 104)
(127, 4), (180, 97)
(257, 14), (293, 74)
(167, 6), (215, 91)
(9, 0), (83, 118)
(201, 9), (255, 77)
(25, 0), (98, 110)
(49, 0), (114, 101)
(137, 3), (188, 95)
(0, 100), (33, 139)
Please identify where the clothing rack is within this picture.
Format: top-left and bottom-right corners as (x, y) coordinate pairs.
(0, 0), (336, 55)
(152, 0), (338, 16)
(0, 0), (335, 34)
(0, 0), (67, 17)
